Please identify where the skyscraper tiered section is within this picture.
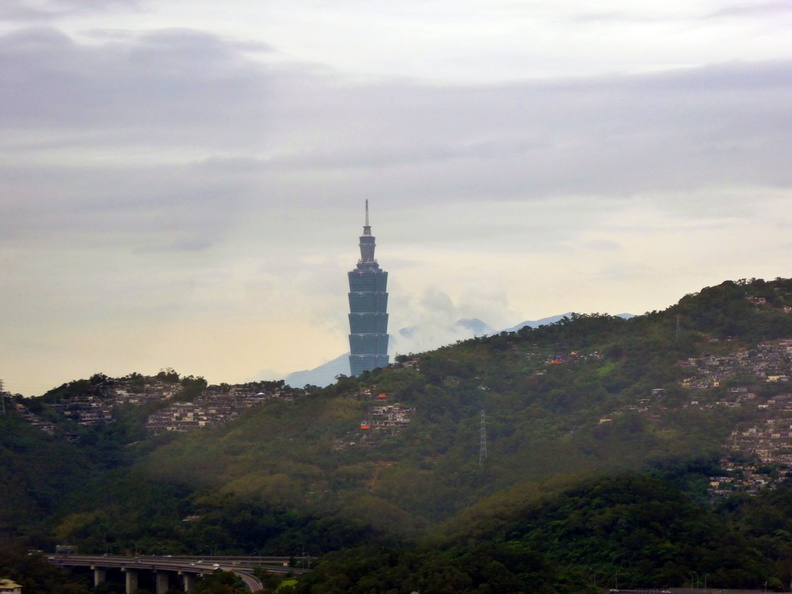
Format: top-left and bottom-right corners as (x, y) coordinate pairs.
(348, 201), (389, 376)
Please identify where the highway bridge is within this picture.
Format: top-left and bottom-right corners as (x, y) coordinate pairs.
(48, 554), (307, 593)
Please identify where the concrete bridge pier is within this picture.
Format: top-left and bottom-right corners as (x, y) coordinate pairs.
(155, 571), (170, 594)
(181, 572), (196, 592)
(91, 566), (106, 587)
(123, 568), (138, 594)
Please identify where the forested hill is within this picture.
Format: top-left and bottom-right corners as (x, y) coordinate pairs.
(4, 277), (792, 592)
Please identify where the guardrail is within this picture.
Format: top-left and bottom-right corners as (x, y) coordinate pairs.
(47, 554), (314, 592)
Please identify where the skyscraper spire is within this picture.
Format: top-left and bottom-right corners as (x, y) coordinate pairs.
(348, 201), (389, 376)
(358, 200), (377, 264)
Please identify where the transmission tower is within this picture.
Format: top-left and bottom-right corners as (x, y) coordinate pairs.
(479, 409), (488, 466)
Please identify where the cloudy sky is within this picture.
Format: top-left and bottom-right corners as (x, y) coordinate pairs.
(1, 0), (790, 395)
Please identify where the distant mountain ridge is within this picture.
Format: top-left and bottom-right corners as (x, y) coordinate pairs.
(285, 313), (634, 387)
(286, 318), (497, 387)
(284, 353), (351, 388)
(505, 312), (635, 333)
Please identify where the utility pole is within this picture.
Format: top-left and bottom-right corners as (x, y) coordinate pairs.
(479, 409), (488, 466)
(0, 379), (5, 415)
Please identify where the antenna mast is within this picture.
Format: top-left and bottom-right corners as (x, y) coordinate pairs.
(479, 409), (488, 466)
(363, 199), (371, 236)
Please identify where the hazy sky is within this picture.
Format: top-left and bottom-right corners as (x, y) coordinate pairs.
(1, 0), (791, 395)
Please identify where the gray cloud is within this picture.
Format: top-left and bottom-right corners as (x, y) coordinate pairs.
(0, 27), (273, 136)
(2, 24), (789, 256)
(256, 62), (792, 197)
(0, 0), (144, 22)
(3, 26), (788, 195)
(709, 1), (792, 19)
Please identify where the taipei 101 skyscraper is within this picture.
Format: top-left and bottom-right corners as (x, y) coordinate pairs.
(348, 200), (389, 376)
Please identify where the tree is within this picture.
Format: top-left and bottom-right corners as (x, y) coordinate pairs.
(192, 571), (247, 593)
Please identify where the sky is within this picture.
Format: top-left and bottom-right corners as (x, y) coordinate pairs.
(1, 0), (791, 395)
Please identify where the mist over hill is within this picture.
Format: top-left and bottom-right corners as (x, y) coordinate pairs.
(286, 318), (498, 387)
(5, 278), (792, 592)
(285, 315), (621, 387)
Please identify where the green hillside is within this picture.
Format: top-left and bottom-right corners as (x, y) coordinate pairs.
(4, 277), (792, 591)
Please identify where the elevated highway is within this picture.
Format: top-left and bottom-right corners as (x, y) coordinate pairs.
(49, 554), (306, 593)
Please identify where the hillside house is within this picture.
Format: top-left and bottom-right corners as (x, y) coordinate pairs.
(0, 578), (22, 594)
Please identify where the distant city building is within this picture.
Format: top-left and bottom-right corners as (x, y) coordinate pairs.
(348, 201), (389, 376)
